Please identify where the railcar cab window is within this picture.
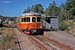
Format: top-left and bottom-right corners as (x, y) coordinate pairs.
(37, 17), (40, 22)
(21, 17), (30, 22)
(32, 17), (36, 22)
(25, 17), (30, 22)
(26, 17), (30, 22)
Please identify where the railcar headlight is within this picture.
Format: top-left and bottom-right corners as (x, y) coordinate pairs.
(40, 26), (43, 28)
(25, 27), (27, 29)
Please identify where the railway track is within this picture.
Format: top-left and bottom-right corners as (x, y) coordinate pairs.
(27, 35), (47, 50)
(39, 35), (72, 50)
(28, 35), (55, 50)
(30, 35), (72, 50)
(12, 28), (73, 50)
(12, 28), (47, 50)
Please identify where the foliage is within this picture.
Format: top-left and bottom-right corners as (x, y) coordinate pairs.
(59, 22), (69, 31)
(0, 33), (8, 50)
(33, 4), (44, 14)
(54, 0), (75, 22)
(65, 0), (75, 19)
(23, 4), (44, 14)
(45, 1), (60, 16)
(73, 19), (75, 22)
(69, 22), (74, 26)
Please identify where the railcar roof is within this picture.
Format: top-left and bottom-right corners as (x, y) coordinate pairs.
(22, 13), (41, 16)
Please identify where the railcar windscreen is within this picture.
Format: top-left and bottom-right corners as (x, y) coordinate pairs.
(25, 17), (30, 22)
(21, 17), (30, 22)
(32, 17), (36, 22)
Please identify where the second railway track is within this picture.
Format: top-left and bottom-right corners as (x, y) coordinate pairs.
(30, 35), (72, 50)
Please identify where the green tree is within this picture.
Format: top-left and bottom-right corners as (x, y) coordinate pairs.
(59, 3), (67, 21)
(23, 4), (44, 14)
(45, 1), (60, 16)
(33, 4), (44, 14)
(44, 7), (51, 16)
(65, 0), (75, 19)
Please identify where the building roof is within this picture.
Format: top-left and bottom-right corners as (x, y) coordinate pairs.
(43, 16), (58, 18)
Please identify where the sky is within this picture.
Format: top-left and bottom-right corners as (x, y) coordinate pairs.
(0, 0), (66, 17)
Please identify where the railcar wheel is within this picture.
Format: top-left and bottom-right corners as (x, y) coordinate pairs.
(38, 30), (44, 35)
(40, 31), (43, 35)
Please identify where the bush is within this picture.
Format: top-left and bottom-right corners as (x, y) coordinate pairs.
(73, 19), (75, 22)
(59, 22), (68, 31)
(0, 34), (8, 50)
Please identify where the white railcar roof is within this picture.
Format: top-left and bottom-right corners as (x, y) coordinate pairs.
(22, 13), (41, 16)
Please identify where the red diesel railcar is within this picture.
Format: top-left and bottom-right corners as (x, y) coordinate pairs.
(16, 12), (43, 35)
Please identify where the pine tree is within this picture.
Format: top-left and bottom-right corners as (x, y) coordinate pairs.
(65, 0), (75, 19)
(45, 1), (60, 16)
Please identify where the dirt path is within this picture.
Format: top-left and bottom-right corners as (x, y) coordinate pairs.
(44, 31), (75, 49)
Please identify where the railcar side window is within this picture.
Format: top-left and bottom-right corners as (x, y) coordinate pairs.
(32, 17), (36, 22)
(21, 18), (24, 22)
(24, 18), (26, 22)
(37, 17), (40, 22)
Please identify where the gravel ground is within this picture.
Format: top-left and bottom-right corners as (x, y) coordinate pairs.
(44, 31), (75, 49)
(13, 28), (40, 50)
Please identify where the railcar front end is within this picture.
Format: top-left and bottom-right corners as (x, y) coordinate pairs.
(16, 13), (43, 35)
